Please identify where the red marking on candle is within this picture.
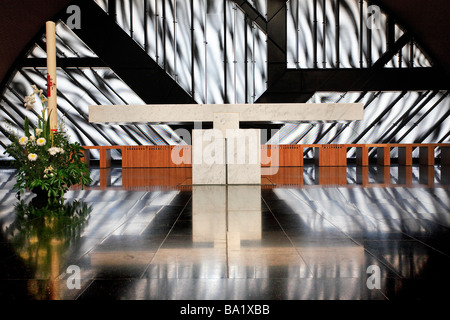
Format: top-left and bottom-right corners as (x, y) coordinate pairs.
(47, 74), (53, 97)
(51, 129), (57, 132)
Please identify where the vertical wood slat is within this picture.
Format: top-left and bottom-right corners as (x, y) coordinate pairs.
(281, 145), (303, 166)
(81, 148), (90, 167)
(398, 145), (413, 166)
(355, 145), (369, 166)
(83, 145), (118, 168)
(123, 146), (193, 168)
(419, 146), (435, 166)
(99, 147), (111, 168)
(123, 146), (148, 167)
(377, 146), (391, 166)
(261, 145), (303, 167)
(314, 145), (347, 166)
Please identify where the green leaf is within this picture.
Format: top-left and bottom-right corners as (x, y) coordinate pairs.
(24, 117), (30, 137)
(44, 109), (51, 140)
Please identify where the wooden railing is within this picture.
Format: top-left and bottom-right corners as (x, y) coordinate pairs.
(81, 143), (450, 168)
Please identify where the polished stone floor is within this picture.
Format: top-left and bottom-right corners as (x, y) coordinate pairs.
(0, 164), (449, 300)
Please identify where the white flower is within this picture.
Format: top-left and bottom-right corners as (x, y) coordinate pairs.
(32, 85), (43, 95)
(24, 95), (36, 110)
(44, 166), (54, 174)
(35, 129), (43, 137)
(29, 135), (35, 142)
(36, 138), (46, 146)
(24, 102), (34, 110)
(44, 169), (54, 179)
(19, 136), (28, 146)
(28, 153), (38, 161)
(48, 147), (58, 155)
(48, 147), (64, 155)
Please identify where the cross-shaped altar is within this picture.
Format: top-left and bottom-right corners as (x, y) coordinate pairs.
(89, 103), (363, 185)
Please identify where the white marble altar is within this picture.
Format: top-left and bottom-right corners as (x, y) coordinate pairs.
(89, 103), (364, 185)
(226, 128), (261, 184)
(89, 103), (364, 124)
(192, 130), (227, 185)
(192, 127), (261, 185)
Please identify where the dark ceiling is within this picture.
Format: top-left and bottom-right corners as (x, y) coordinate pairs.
(375, 0), (450, 76)
(0, 0), (449, 89)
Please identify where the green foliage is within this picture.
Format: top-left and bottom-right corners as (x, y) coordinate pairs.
(14, 199), (92, 220)
(24, 116), (30, 137)
(3, 85), (92, 206)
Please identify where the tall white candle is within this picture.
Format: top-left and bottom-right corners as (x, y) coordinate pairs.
(46, 21), (57, 130)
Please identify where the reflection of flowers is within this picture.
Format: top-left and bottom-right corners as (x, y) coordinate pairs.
(4, 200), (92, 299)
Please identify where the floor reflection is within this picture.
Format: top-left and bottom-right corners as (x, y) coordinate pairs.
(192, 185), (261, 243)
(0, 165), (449, 300)
(0, 200), (92, 299)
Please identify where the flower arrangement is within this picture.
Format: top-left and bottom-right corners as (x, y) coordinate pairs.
(3, 85), (92, 203)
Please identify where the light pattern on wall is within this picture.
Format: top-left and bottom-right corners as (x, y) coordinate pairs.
(1, 0), (448, 162)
